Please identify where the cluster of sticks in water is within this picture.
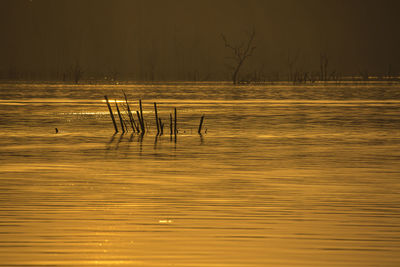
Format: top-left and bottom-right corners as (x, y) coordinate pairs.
(104, 91), (205, 136)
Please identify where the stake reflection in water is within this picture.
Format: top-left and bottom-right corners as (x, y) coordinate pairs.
(105, 131), (204, 152)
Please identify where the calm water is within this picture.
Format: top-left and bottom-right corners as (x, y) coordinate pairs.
(0, 82), (400, 266)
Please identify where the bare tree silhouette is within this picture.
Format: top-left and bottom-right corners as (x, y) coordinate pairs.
(286, 50), (299, 82)
(221, 28), (256, 84)
(319, 53), (329, 82)
(72, 61), (84, 84)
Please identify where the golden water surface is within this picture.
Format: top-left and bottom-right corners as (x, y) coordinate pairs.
(0, 82), (399, 266)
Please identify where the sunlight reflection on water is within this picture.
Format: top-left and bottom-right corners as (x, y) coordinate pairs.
(0, 82), (399, 266)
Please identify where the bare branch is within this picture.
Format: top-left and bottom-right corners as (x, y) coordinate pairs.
(221, 29), (257, 84)
(221, 34), (235, 51)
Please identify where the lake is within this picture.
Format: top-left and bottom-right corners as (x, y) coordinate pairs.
(0, 82), (399, 266)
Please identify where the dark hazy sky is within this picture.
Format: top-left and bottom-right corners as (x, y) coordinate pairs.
(1, 0), (399, 80)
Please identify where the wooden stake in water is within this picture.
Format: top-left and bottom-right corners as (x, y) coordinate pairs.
(169, 113), (173, 136)
(154, 102), (160, 135)
(198, 114), (205, 134)
(136, 111), (142, 134)
(174, 107), (177, 136)
(159, 118), (164, 135)
(115, 100), (125, 133)
(104, 95), (118, 133)
(123, 91), (137, 133)
(139, 100), (145, 134)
